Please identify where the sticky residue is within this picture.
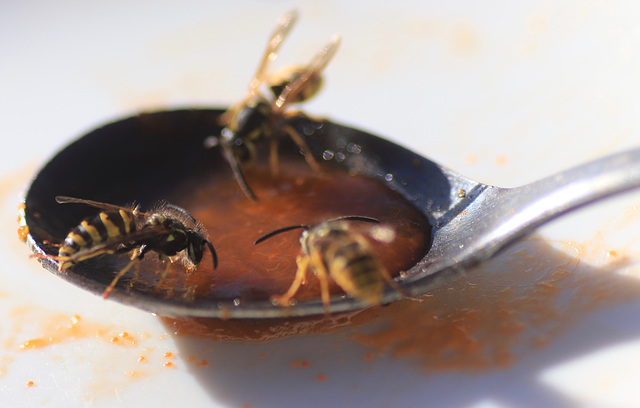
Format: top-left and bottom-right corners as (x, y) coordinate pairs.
(495, 154), (508, 166)
(527, 11), (549, 36)
(109, 332), (138, 347)
(450, 22), (481, 56)
(16, 313), (110, 351)
(348, 238), (640, 372)
(17, 225), (29, 244)
(164, 310), (363, 342)
(289, 359), (310, 368)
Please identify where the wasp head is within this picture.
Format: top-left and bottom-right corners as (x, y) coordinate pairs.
(186, 230), (218, 271)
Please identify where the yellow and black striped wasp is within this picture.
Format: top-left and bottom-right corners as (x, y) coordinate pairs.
(44, 196), (217, 298)
(254, 216), (402, 311)
(209, 10), (341, 200)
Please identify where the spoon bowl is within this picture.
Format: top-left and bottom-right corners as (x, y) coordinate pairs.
(23, 109), (640, 318)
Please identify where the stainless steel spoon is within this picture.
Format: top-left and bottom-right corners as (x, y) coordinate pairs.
(23, 109), (640, 318)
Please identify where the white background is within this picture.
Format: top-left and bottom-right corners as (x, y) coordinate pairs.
(3, 1), (640, 407)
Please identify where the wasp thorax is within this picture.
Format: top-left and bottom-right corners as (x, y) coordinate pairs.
(233, 101), (270, 139)
(148, 213), (166, 226)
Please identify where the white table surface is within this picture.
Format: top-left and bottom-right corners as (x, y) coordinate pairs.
(3, 1), (640, 407)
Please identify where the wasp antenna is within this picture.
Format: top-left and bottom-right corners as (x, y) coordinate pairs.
(254, 225), (308, 245)
(206, 240), (218, 269)
(164, 203), (198, 225)
(328, 215), (380, 224)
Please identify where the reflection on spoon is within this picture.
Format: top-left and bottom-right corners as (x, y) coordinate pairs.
(23, 109), (640, 318)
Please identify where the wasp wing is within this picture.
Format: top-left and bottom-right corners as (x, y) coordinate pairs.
(272, 35), (341, 114)
(220, 10), (298, 126)
(63, 224), (171, 263)
(55, 196), (146, 217)
(249, 9), (298, 98)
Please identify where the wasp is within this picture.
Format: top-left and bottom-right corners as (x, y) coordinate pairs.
(42, 196), (217, 298)
(210, 10), (341, 200)
(254, 216), (402, 311)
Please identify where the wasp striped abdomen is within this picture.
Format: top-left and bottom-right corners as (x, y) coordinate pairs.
(320, 233), (385, 306)
(58, 209), (137, 271)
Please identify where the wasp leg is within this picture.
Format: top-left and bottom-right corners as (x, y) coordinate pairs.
(221, 140), (257, 201)
(183, 284), (196, 302)
(281, 123), (321, 172)
(271, 254), (310, 306)
(308, 249), (331, 313)
(155, 259), (175, 297)
(42, 240), (61, 248)
(379, 268), (421, 301)
(31, 252), (59, 265)
(103, 258), (138, 299)
(30, 252), (75, 272)
(269, 138), (280, 177)
(129, 251), (142, 289)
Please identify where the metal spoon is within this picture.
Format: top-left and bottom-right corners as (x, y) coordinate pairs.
(23, 109), (640, 318)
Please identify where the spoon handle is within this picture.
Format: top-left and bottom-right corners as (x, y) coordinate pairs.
(499, 147), (640, 235)
(475, 147), (640, 262)
(418, 147), (640, 290)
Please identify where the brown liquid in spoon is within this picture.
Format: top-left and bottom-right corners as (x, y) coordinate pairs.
(129, 155), (431, 305)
